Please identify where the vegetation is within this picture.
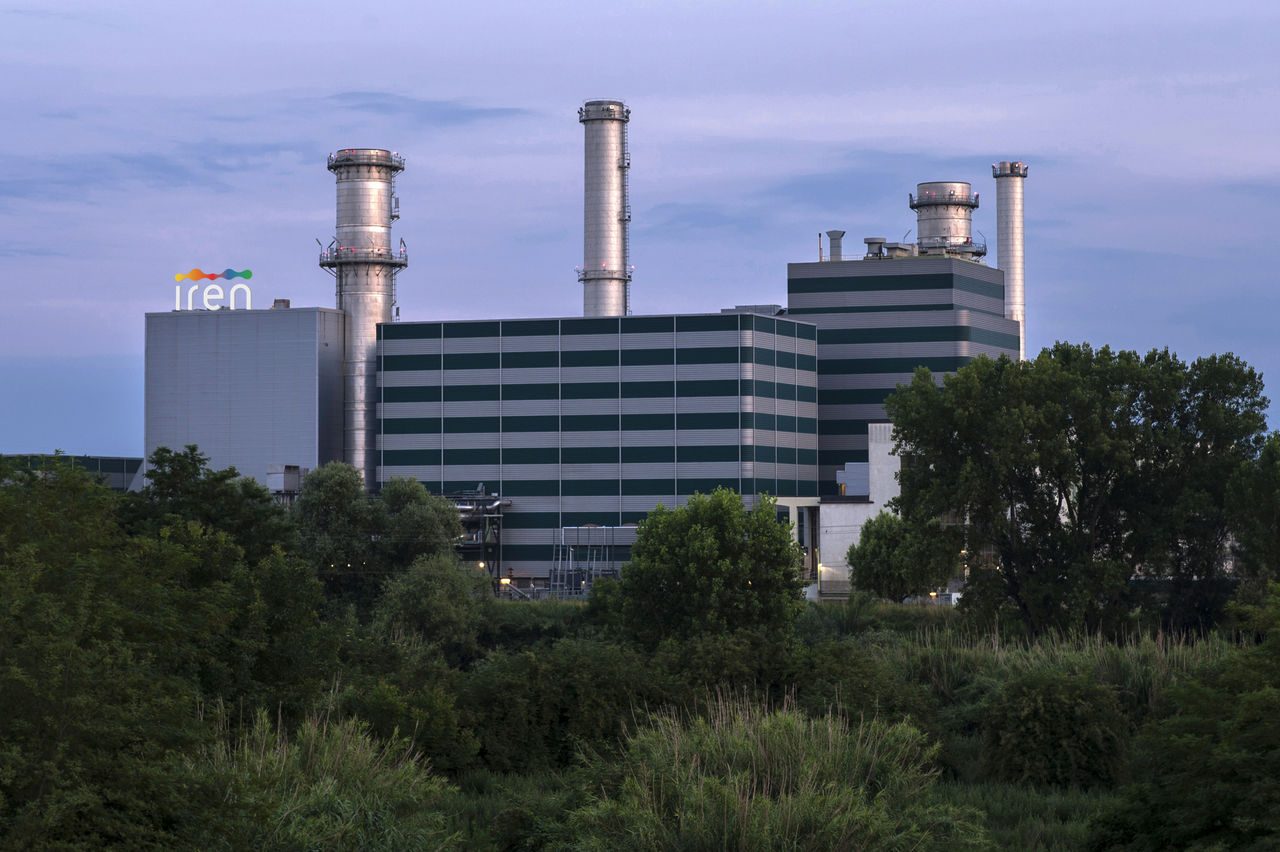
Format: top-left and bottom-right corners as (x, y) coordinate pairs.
(886, 343), (1269, 635)
(847, 511), (956, 601)
(4, 341), (1279, 848)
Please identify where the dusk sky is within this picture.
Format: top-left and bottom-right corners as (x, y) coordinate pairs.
(2, 0), (1278, 455)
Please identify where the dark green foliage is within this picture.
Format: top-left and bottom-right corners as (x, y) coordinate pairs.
(794, 594), (959, 645)
(295, 465), (461, 609)
(618, 488), (804, 647)
(1092, 585), (1280, 849)
(480, 598), (588, 650)
(1228, 431), (1280, 594)
(377, 477), (463, 568)
(938, 782), (1116, 852)
(373, 553), (493, 666)
(887, 343), (1268, 635)
(563, 698), (990, 850)
(179, 711), (458, 850)
(847, 511), (958, 601)
(125, 444), (296, 564)
(7, 409), (1280, 848)
(295, 461), (377, 601)
(458, 638), (665, 773)
(982, 669), (1128, 788)
(0, 460), (209, 845)
(444, 769), (585, 850)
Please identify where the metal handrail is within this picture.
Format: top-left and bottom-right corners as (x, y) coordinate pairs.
(909, 191), (979, 208)
(576, 265), (633, 281)
(319, 247), (408, 265)
(327, 150), (405, 170)
(916, 237), (987, 252)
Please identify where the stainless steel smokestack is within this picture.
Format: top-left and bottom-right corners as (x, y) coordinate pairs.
(319, 148), (407, 489)
(826, 230), (846, 261)
(578, 99), (631, 317)
(909, 181), (982, 258)
(993, 161), (1028, 360)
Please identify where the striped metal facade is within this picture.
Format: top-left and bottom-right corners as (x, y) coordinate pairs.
(376, 312), (820, 580)
(786, 257), (1020, 496)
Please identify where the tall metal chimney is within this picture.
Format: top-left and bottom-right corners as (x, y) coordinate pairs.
(319, 148), (407, 489)
(992, 161), (1028, 360)
(578, 99), (631, 317)
(826, 230), (846, 261)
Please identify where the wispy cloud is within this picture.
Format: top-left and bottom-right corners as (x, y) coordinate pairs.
(325, 92), (528, 126)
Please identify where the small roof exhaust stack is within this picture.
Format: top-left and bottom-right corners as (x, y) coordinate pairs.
(825, 230), (846, 262)
(863, 236), (887, 258)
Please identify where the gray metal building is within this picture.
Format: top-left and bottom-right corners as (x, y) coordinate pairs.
(144, 305), (345, 485)
(376, 310), (820, 582)
(4, 454), (144, 491)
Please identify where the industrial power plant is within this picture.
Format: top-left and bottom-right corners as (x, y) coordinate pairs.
(142, 98), (1028, 595)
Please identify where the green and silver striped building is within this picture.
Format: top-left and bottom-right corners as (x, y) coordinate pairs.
(787, 255), (1020, 496)
(376, 311), (820, 581)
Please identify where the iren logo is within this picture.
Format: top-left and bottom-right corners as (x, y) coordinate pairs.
(173, 268), (253, 311)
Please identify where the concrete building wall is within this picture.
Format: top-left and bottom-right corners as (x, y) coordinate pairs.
(145, 307), (345, 485)
(816, 422), (901, 593)
(376, 312), (821, 581)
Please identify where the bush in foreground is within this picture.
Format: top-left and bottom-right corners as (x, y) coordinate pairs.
(564, 698), (988, 851)
(181, 711), (457, 850)
(982, 669), (1128, 788)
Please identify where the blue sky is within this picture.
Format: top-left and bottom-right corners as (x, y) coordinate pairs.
(2, 0), (1278, 454)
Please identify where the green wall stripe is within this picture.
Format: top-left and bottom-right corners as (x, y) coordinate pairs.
(816, 325), (1019, 349)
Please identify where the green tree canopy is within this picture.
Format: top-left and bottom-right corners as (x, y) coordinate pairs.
(616, 489), (804, 648)
(295, 465), (461, 609)
(1228, 431), (1280, 593)
(886, 343), (1268, 634)
(124, 444), (295, 564)
(847, 511), (958, 602)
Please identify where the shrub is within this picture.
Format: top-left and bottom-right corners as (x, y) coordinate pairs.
(181, 711), (457, 850)
(564, 698), (988, 850)
(982, 669), (1128, 788)
(1091, 584), (1280, 849)
(458, 638), (666, 772)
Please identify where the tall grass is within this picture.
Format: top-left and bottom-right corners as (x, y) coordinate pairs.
(936, 781), (1116, 852)
(877, 627), (1233, 722)
(563, 696), (989, 851)
(184, 710), (458, 850)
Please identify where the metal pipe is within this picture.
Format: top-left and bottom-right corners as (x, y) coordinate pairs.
(992, 161), (1028, 360)
(320, 148), (407, 490)
(826, 230), (845, 261)
(578, 99), (631, 316)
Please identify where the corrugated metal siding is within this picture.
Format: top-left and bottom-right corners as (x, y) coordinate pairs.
(377, 312), (820, 580)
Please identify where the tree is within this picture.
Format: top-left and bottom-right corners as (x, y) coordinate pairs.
(296, 465), (462, 609)
(125, 444), (295, 564)
(377, 477), (463, 571)
(615, 489), (804, 648)
(847, 511), (958, 602)
(0, 459), (211, 845)
(1134, 353), (1269, 631)
(1228, 432), (1280, 594)
(886, 343), (1268, 635)
(372, 553), (492, 666)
